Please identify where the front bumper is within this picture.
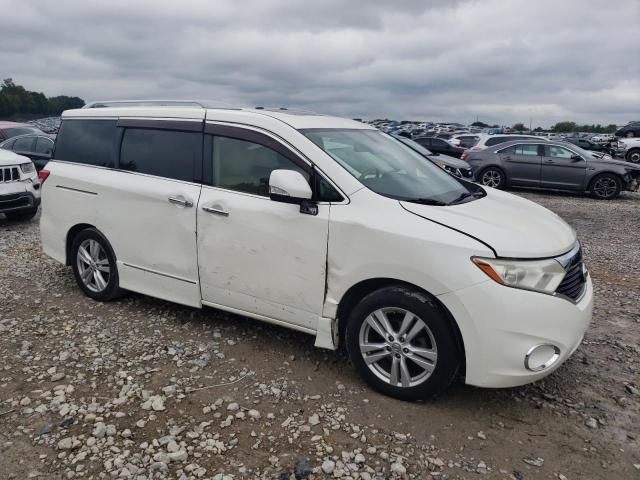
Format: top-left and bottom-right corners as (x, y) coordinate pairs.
(438, 274), (593, 388)
(0, 191), (40, 214)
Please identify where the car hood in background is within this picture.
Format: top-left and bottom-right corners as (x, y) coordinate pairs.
(401, 188), (576, 258)
(0, 149), (29, 167)
(428, 154), (470, 169)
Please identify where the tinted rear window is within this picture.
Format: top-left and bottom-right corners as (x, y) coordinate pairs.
(120, 128), (201, 182)
(54, 119), (117, 167)
(485, 136), (511, 146)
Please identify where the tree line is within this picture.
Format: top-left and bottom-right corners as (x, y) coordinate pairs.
(0, 79), (85, 117)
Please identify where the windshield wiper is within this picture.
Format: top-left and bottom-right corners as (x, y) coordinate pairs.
(405, 198), (448, 206)
(448, 190), (485, 205)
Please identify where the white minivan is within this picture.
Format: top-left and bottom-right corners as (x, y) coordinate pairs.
(40, 101), (593, 400)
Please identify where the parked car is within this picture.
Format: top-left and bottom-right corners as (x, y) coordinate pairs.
(413, 136), (466, 158)
(0, 121), (43, 141)
(40, 101), (593, 400)
(620, 138), (640, 163)
(615, 121), (640, 138)
(448, 134), (480, 149)
(394, 135), (473, 179)
(462, 134), (549, 158)
(0, 133), (55, 170)
(0, 148), (41, 220)
(467, 140), (640, 199)
(563, 137), (611, 153)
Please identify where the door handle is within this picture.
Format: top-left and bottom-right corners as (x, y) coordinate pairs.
(168, 196), (193, 207)
(202, 206), (229, 217)
(544, 159), (555, 163)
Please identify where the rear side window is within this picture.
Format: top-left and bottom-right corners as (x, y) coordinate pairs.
(35, 137), (54, 155)
(485, 136), (510, 146)
(120, 128), (200, 182)
(13, 136), (35, 152)
(55, 120), (117, 167)
(514, 144), (539, 156)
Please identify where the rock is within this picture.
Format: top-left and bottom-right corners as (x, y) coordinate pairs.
(308, 414), (320, 426)
(321, 460), (335, 474)
(625, 385), (639, 395)
(477, 431), (487, 440)
(248, 409), (260, 419)
(57, 437), (74, 450)
(168, 450), (188, 462)
(93, 422), (107, 438)
(355, 453), (365, 464)
(59, 351), (70, 361)
(20, 396), (31, 406)
(50, 372), (65, 382)
(167, 440), (180, 453)
(585, 417), (598, 429)
(523, 457), (544, 467)
(390, 462), (406, 475)
(227, 402), (239, 411)
(151, 396), (165, 411)
(294, 459), (313, 479)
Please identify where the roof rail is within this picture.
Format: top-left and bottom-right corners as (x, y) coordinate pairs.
(83, 99), (239, 109)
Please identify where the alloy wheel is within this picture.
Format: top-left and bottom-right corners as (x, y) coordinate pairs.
(76, 239), (111, 293)
(629, 151), (640, 163)
(481, 169), (502, 188)
(358, 307), (438, 388)
(593, 177), (618, 199)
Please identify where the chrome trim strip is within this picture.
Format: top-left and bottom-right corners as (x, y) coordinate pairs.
(55, 185), (98, 196)
(121, 262), (197, 285)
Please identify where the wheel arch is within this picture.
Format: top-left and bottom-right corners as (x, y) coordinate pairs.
(65, 223), (97, 265)
(478, 164), (508, 186)
(335, 278), (466, 367)
(588, 170), (626, 189)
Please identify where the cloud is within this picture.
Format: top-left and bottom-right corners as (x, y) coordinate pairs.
(0, 0), (638, 127)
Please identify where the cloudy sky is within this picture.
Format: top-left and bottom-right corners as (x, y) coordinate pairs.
(1, 0), (638, 127)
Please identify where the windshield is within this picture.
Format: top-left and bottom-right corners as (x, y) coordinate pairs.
(302, 129), (482, 205)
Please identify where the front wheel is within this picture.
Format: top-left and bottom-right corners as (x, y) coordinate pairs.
(478, 167), (506, 189)
(590, 173), (621, 200)
(71, 228), (123, 301)
(345, 286), (461, 401)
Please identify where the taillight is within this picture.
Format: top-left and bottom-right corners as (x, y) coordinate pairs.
(39, 169), (50, 183)
(461, 152), (469, 161)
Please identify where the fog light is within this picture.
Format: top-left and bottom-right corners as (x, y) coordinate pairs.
(524, 344), (561, 372)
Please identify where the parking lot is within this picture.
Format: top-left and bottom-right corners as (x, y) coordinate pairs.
(0, 190), (638, 480)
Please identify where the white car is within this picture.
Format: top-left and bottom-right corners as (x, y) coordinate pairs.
(40, 101), (593, 400)
(0, 148), (41, 220)
(462, 133), (550, 158)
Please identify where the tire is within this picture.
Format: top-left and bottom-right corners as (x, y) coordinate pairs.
(626, 148), (640, 164)
(70, 228), (124, 301)
(5, 208), (38, 221)
(478, 166), (506, 189)
(590, 173), (622, 200)
(345, 286), (461, 401)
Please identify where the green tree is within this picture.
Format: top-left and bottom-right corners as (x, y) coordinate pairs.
(551, 121), (577, 133)
(0, 79), (85, 117)
(512, 122), (526, 132)
(471, 121), (489, 128)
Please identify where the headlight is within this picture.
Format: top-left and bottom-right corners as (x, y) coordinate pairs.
(472, 257), (566, 294)
(20, 162), (35, 174)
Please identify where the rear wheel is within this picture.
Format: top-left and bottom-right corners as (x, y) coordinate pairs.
(345, 286), (461, 401)
(626, 148), (640, 163)
(71, 228), (123, 301)
(479, 167), (506, 189)
(5, 208), (37, 221)
(590, 173), (622, 200)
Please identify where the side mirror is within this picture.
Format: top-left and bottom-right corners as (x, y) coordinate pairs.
(570, 154), (583, 162)
(269, 169), (313, 203)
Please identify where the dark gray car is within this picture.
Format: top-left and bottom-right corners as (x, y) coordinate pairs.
(467, 140), (640, 200)
(393, 135), (474, 179)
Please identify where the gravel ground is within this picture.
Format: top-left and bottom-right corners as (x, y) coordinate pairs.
(0, 190), (638, 480)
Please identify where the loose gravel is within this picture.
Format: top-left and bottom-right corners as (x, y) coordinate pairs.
(0, 190), (638, 479)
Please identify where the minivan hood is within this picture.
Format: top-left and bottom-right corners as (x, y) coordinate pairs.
(401, 188), (576, 258)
